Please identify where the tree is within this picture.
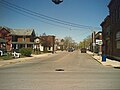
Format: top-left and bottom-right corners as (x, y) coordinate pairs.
(79, 35), (92, 49)
(63, 36), (77, 50)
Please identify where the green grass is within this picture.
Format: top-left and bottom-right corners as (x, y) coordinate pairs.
(1, 54), (13, 60)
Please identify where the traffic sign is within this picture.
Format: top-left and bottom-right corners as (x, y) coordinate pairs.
(96, 40), (103, 45)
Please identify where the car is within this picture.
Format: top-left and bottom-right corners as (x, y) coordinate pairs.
(68, 48), (74, 52)
(0, 48), (7, 56)
(81, 48), (86, 53)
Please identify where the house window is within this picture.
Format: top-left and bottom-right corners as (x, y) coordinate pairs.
(117, 41), (120, 49)
(116, 31), (120, 40)
(49, 47), (51, 50)
(119, 7), (120, 20)
(23, 36), (26, 41)
(116, 31), (120, 49)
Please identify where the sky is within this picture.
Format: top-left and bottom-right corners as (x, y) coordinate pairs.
(0, 0), (111, 43)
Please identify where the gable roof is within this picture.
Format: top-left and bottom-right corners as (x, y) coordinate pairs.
(10, 29), (35, 36)
(0, 26), (11, 32)
(0, 26), (35, 36)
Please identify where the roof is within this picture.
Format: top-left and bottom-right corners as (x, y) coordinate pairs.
(100, 15), (110, 27)
(0, 26), (35, 36)
(10, 29), (34, 36)
(0, 26), (11, 32)
(108, 0), (120, 8)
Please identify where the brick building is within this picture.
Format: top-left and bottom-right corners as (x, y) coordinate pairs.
(100, 15), (111, 56)
(0, 26), (35, 51)
(108, 0), (120, 60)
(101, 0), (120, 60)
(0, 26), (12, 51)
(40, 35), (55, 53)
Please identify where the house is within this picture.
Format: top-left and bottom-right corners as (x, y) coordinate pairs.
(101, 0), (120, 60)
(11, 29), (35, 50)
(40, 35), (55, 52)
(34, 37), (44, 53)
(55, 38), (64, 51)
(0, 26), (12, 51)
(0, 26), (36, 52)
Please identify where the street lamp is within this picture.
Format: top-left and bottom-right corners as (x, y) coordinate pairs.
(52, 0), (63, 4)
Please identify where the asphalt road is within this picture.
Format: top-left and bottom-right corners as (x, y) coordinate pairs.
(0, 51), (120, 90)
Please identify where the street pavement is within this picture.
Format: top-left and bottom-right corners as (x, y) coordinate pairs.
(87, 51), (120, 68)
(0, 50), (120, 68)
(0, 50), (120, 90)
(0, 53), (52, 67)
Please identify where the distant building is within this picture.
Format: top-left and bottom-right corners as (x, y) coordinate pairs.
(40, 35), (55, 53)
(55, 38), (64, 51)
(95, 31), (102, 54)
(34, 37), (41, 51)
(90, 31), (102, 54)
(90, 31), (97, 52)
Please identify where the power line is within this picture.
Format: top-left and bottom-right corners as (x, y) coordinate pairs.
(0, 2), (70, 30)
(0, 0), (101, 30)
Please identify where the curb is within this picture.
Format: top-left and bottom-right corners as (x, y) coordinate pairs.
(86, 52), (102, 64)
(87, 51), (120, 68)
(0, 53), (52, 67)
(92, 56), (103, 64)
(0, 57), (34, 67)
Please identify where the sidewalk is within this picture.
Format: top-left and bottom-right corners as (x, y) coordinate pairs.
(0, 53), (52, 67)
(87, 51), (120, 68)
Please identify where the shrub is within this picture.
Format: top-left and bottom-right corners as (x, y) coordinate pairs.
(19, 48), (32, 57)
(2, 54), (13, 60)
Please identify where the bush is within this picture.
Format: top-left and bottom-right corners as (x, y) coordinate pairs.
(2, 54), (13, 60)
(19, 48), (32, 57)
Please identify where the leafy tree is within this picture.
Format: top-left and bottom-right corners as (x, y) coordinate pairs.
(63, 36), (78, 49)
(79, 35), (92, 49)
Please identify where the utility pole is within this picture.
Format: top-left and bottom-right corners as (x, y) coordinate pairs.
(84, 39), (86, 48)
(92, 31), (96, 56)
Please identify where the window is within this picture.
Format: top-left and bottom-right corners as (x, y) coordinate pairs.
(119, 7), (120, 20)
(23, 36), (26, 42)
(117, 41), (120, 49)
(49, 47), (51, 50)
(116, 31), (120, 49)
(116, 31), (120, 40)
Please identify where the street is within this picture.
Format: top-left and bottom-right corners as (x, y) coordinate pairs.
(0, 51), (120, 90)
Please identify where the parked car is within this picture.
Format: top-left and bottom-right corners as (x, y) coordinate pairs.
(81, 48), (86, 53)
(68, 48), (74, 52)
(0, 48), (7, 56)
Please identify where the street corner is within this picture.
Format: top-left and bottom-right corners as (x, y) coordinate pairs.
(91, 55), (102, 64)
